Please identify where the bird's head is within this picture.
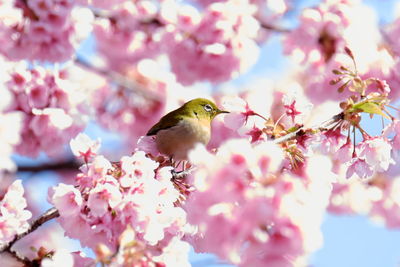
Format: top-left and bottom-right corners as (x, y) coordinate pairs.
(182, 98), (229, 122)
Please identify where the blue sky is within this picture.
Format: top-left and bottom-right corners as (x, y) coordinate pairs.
(311, 215), (400, 267)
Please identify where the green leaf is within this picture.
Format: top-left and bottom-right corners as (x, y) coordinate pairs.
(351, 102), (389, 119)
(287, 126), (300, 133)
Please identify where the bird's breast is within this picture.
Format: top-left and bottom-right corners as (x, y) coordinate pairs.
(155, 118), (211, 160)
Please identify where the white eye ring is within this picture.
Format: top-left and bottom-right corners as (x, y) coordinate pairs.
(204, 104), (213, 112)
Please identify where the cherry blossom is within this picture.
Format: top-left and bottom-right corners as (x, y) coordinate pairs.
(0, 180), (32, 246)
(4, 66), (89, 157)
(281, 87), (313, 125)
(168, 0), (260, 85)
(358, 137), (394, 173)
(2, 0), (400, 266)
(346, 158), (374, 179)
(383, 14), (400, 57)
(93, 1), (168, 71)
(48, 140), (190, 265)
(0, 112), (22, 171)
(283, 0), (352, 65)
(184, 140), (333, 266)
(383, 120), (400, 150)
(0, 0), (93, 62)
(221, 96), (268, 142)
(369, 176), (400, 228)
(328, 176), (378, 215)
(283, 0), (392, 103)
(90, 68), (167, 149)
(70, 133), (101, 163)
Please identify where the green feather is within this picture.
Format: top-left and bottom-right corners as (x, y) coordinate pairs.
(146, 98), (228, 136)
(146, 104), (194, 136)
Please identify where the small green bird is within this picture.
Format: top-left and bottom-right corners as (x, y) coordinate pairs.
(146, 98), (229, 161)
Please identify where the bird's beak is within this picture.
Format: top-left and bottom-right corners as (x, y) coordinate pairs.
(217, 109), (229, 114)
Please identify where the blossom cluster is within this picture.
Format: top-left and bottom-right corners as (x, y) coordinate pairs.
(4, 64), (88, 157)
(90, 68), (167, 148)
(167, 0), (260, 85)
(93, 0), (260, 85)
(49, 135), (190, 266)
(301, 130), (395, 180)
(0, 180), (32, 247)
(184, 139), (334, 266)
(0, 0), (92, 62)
(327, 173), (400, 231)
(326, 120), (400, 222)
(0, 0), (280, 85)
(191, 0), (289, 42)
(220, 86), (313, 145)
(0, 112), (22, 171)
(92, 0), (168, 71)
(2, 0), (400, 266)
(283, 0), (400, 103)
(221, 95), (269, 143)
(0, 57), (22, 171)
(283, 0), (354, 65)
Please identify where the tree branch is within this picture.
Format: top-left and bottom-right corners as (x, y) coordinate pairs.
(5, 248), (33, 266)
(0, 207), (60, 253)
(17, 159), (81, 173)
(75, 57), (161, 102)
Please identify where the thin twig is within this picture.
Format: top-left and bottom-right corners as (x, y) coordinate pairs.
(171, 167), (197, 179)
(91, 8), (165, 27)
(273, 113), (344, 144)
(260, 23), (291, 33)
(0, 207), (60, 252)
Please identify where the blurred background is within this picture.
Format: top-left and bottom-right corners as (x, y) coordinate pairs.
(11, 0), (400, 266)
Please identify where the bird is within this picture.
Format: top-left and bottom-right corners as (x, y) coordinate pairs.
(146, 98), (229, 161)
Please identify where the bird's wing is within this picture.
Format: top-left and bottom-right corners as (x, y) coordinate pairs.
(146, 113), (183, 136)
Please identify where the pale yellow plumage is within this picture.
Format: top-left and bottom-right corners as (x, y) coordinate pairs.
(155, 117), (211, 160)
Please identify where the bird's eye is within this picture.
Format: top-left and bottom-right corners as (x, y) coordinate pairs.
(204, 104), (213, 112)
